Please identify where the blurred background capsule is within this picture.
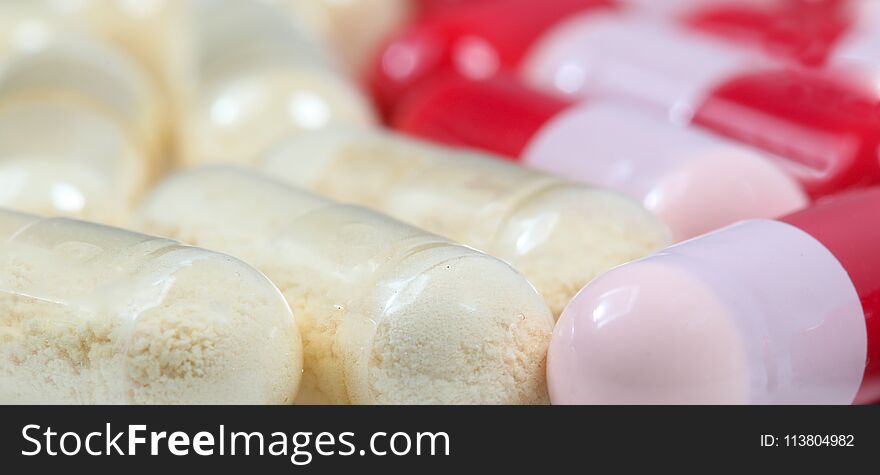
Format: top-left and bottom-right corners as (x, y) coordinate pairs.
(0, 34), (162, 224)
(173, 0), (376, 167)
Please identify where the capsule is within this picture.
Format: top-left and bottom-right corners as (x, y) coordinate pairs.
(520, 12), (880, 199)
(368, 0), (618, 117)
(395, 75), (807, 241)
(0, 209), (303, 404)
(0, 26), (167, 167)
(550, 187), (880, 405)
(259, 128), (669, 317)
(174, 0), (375, 167)
(136, 167), (554, 405)
(0, 35), (162, 224)
(375, 1), (880, 199)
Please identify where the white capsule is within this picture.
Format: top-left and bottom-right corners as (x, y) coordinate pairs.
(0, 20), (168, 167)
(260, 128), (670, 317)
(136, 166), (554, 404)
(174, 0), (375, 167)
(0, 35), (164, 223)
(0, 101), (146, 224)
(0, 209), (303, 404)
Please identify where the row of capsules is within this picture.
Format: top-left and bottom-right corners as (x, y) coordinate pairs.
(372, 0), (880, 404)
(0, 0), (667, 404)
(0, 0), (877, 405)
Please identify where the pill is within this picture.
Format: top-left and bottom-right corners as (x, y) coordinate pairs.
(0, 35), (162, 224)
(0, 101), (146, 225)
(136, 166), (554, 405)
(368, 0), (616, 118)
(395, 75), (808, 241)
(174, 0), (375, 167)
(259, 128), (669, 318)
(520, 13), (880, 199)
(0, 19), (170, 167)
(549, 187), (880, 405)
(0, 208), (303, 404)
(374, 1), (880, 199)
(370, 0), (799, 117)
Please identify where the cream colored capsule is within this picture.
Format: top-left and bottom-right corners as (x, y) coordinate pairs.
(0, 0), (181, 110)
(136, 167), (554, 405)
(0, 33), (167, 176)
(174, 0), (375, 167)
(0, 209), (303, 404)
(260, 128), (671, 317)
(0, 35), (164, 224)
(0, 101), (146, 225)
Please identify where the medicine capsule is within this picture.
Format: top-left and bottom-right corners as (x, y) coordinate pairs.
(0, 32), (166, 171)
(0, 0), (182, 108)
(136, 167), (554, 405)
(676, 0), (873, 68)
(550, 188), (880, 405)
(259, 128), (670, 317)
(368, 0), (616, 117)
(175, 0), (375, 167)
(0, 209), (303, 404)
(395, 75), (807, 241)
(374, 0), (880, 199)
(0, 35), (162, 224)
(522, 12), (880, 199)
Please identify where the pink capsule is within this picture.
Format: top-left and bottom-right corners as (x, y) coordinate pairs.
(549, 187), (880, 405)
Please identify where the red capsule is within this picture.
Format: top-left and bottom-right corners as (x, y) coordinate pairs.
(367, 0), (617, 118)
(780, 189), (880, 404)
(521, 12), (880, 199)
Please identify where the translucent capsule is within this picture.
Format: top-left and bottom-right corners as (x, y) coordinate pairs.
(0, 102), (146, 225)
(0, 209), (303, 404)
(136, 167), (554, 405)
(260, 128), (670, 317)
(175, 0), (375, 167)
(0, 35), (163, 224)
(0, 0), (183, 106)
(0, 27), (167, 169)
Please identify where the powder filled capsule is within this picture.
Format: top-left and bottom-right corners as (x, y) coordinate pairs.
(137, 167), (554, 405)
(260, 128), (670, 317)
(0, 209), (303, 404)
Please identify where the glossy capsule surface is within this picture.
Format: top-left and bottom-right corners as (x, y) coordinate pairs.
(550, 188), (880, 405)
(137, 167), (554, 405)
(260, 128), (670, 317)
(175, 0), (375, 167)
(0, 209), (303, 404)
(0, 35), (162, 224)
